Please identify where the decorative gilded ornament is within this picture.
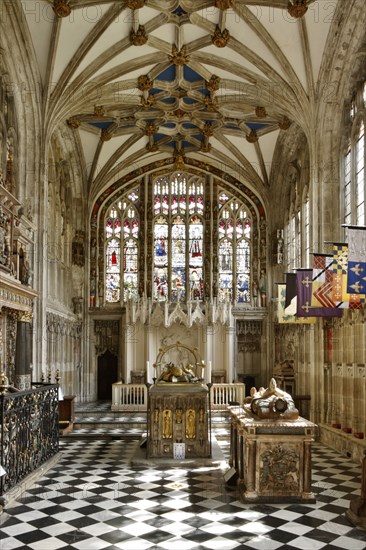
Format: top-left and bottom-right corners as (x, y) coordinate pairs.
(278, 116), (291, 130)
(174, 152), (185, 171)
(141, 94), (155, 109)
(215, 0), (233, 10)
(0, 371), (9, 394)
(246, 129), (258, 143)
(212, 26), (230, 48)
(200, 142), (212, 153)
(145, 121), (157, 136)
(146, 142), (159, 152)
(206, 75), (221, 93)
(53, 0), (71, 17)
(137, 75), (153, 91)
(255, 106), (267, 118)
(173, 108), (185, 118)
(130, 25), (148, 46)
(204, 96), (218, 111)
(203, 122), (214, 137)
(66, 117), (80, 129)
(94, 105), (105, 116)
(127, 0), (145, 9)
(170, 45), (190, 66)
(287, 0), (308, 18)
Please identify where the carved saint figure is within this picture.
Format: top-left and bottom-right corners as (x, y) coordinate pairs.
(162, 409), (172, 438)
(186, 409), (196, 439)
(175, 408), (182, 424)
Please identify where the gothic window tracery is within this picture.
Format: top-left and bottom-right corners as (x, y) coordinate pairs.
(102, 174), (255, 305)
(153, 173), (204, 302)
(105, 189), (139, 302)
(342, 80), (366, 226)
(218, 191), (251, 303)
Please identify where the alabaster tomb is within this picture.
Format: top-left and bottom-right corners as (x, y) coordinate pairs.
(228, 378), (316, 503)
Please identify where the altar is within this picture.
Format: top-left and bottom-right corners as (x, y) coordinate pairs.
(147, 342), (210, 459)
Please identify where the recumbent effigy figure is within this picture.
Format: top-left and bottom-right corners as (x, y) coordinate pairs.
(157, 362), (200, 383)
(245, 378), (299, 420)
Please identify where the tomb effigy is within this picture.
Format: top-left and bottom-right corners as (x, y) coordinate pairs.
(228, 378), (316, 503)
(147, 342), (210, 459)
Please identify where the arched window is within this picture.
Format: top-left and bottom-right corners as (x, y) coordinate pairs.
(153, 173), (204, 302)
(342, 81), (366, 226)
(285, 208), (302, 271)
(218, 190), (251, 303)
(105, 189), (139, 302)
(101, 173), (255, 306)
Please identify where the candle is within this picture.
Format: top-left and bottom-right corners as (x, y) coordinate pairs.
(207, 361), (212, 383)
(146, 361), (150, 384)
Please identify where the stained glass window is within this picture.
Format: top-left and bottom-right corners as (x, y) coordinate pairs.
(342, 80), (366, 226)
(356, 121), (365, 225)
(153, 173), (204, 301)
(218, 191), (251, 303)
(102, 177), (254, 306)
(344, 146), (351, 224)
(105, 189), (139, 303)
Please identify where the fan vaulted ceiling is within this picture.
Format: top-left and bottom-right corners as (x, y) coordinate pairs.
(22, 0), (335, 203)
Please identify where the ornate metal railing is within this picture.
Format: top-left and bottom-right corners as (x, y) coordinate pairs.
(0, 384), (59, 498)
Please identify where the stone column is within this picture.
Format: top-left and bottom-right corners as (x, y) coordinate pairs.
(14, 320), (32, 390)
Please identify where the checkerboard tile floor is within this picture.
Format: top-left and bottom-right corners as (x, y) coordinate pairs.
(1, 439), (365, 549)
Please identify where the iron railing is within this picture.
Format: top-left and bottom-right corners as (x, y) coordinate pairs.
(0, 384), (59, 498)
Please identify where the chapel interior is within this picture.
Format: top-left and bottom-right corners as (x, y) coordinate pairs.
(1, 0), (366, 546)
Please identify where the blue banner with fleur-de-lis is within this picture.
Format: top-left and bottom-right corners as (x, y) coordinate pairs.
(347, 227), (366, 295)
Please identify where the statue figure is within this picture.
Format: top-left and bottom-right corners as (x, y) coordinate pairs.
(157, 362), (199, 383)
(186, 409), (196, 439)
(246, 378), (299, 420)
(162, 410), (172, 438)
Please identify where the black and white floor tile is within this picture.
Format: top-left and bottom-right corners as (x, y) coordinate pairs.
(1, 437), (365, 550)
